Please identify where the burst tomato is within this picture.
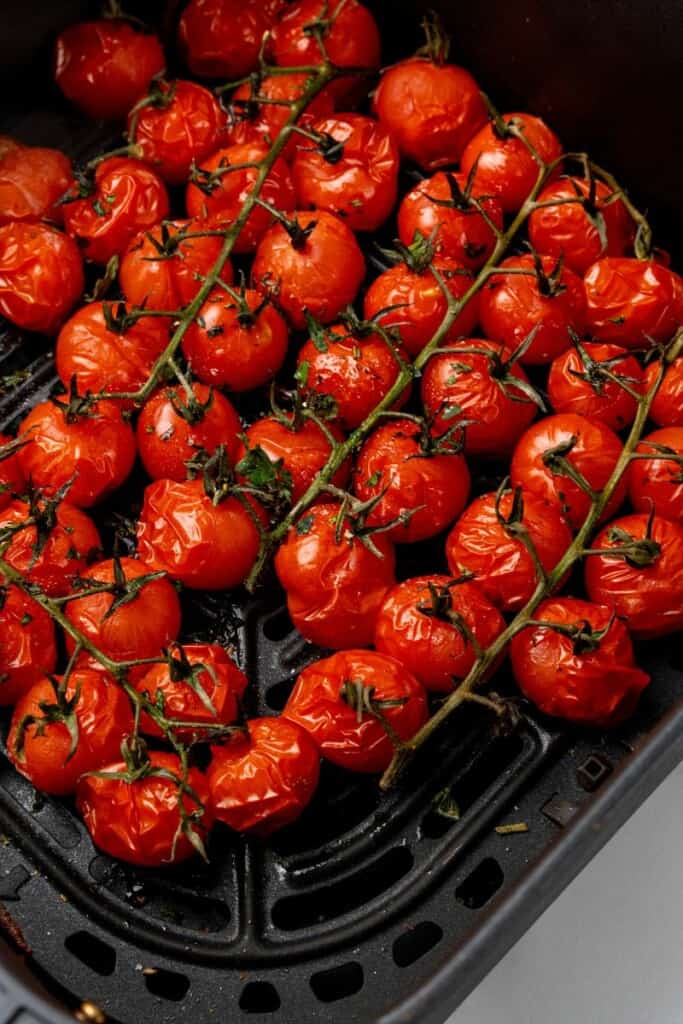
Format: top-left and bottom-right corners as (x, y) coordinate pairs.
(627, 427), (683, 523)
(0, 435), (25, 511)
(208, 717), (320, 835)
(227, 72), (335, 160)
(0, 587), (57, 707)
(583, 257), (682, 348)
(510, 597), (650, 725)
(284, 649), (427, 773)
(645, 357), (683, 428)
(547, 342), (643, 431)
(178, 0), (269, 79)
(0, 222), (84, 335)
(0, 138), (72, 226)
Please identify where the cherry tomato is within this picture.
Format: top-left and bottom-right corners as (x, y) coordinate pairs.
(397, 171), (504, 270)
(510, 413), (626, 530)
(178, 0), (269, 80)
(510, 597), (650, 725)
(352, 417), (471, 543)
(584, 512), (683, 636)
(0, 435), (25, 511)
(182, 289), (289, 391)
(236, 413), (350, 503)
(628, 427), (683, 523)
(528, 175), (632, 275)
(77, 750), (213, 867)
(284, 649), (427, 773)
(583, 257), (682, 348)
(55, 302), (170, 405)
(65, 557), (182, 676)
(18, 398), (136, 509)
(445, 488), (573, 611)
(291, 114), (399, 232)
(208, 717), (320, 835)
(645, 357), (683, 428)
(547, 342), (643, 431)
(185, 143), (295, 253)
(136, 383), (241, 482)
(0, 498), (100, 596)
(0, 586), (57, 707)
(461, 113), (562, 214)
(274, 502), (396, 648)
(54, 19), (165, 121)
(135, 643), (246, 743)
(8, 671), (134, 796)
(420, 338), (538, 457)
(63, 157), (169, 265)
(375, 576), (505, 692)
(479, 254), (586, 365)
(252, 210), (365, 329)
(227, 72), (335, 160)
(297, 321), (410, 430)
(0, 222), (84, 335)
(129, 79), (227, 185)
(0, 138), (72, 226)
(120, 219), (234, 312)
(136, 478), (265, 590)
(372, 57), (487, 170)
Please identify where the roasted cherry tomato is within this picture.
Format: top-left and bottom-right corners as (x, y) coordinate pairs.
(284, 649), (427, 773)
(137, 383), (240, 482)
(461, 113), (562, 214)
(274, 502), (396, 648)
(291, 114), (399, 232)
(0, 222), (84, 335)
(446, 488), (573, 611)
(297, 321), (410, 431)
(186, 143), (295, 253)
(120, 219), (234, 312)
(55, 302), (169, 405)
(547, 342), (643, 431)
(253, 210), (365, 329)
(0, 586), (57, 707)
(585, 512), (683, 636)
(236, 413), (350, 504)
(63, 157), (169, 265)
(136, 478), (265, 590)
(182, 289), (289, 391)
(54, 18), (165, 121)
(227, 72), (335, 160)
(528, 175), (632, 274)
(510, 597), (650, 725)
(135, 643), (246, 743)
(0, 498), (100, 596)
(65, 557), (182, 676)
(420, 338), (538, 458)
(178, 0), (269, 80)
(372, 57), (487, 170)
(627, 427), (683, 523)
(645, 357), (683, 428)
(375, 576), (505, 692)
(77, 751), (213, 867)
(583, 257), (682, 348)
(18, 398), (136, 508)
(352, 417), (471, 543)
(479, 253), (586, 365)
(397, 171), (504, 270)
(0, 435), (25, 511)
(129, 79), (227, 186)
(208, 716), (320, 835)
(0, 138), (72, 226)
(8, 671), (134, 796)
(510, 413), (626, 531)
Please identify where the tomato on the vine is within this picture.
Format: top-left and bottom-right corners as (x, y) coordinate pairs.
(0, 435), (25, 511)
(583, 257), (682, 348)
(284, 649), (428, 773)
(547, 342), (643, 431)
(0, 587), (57, 707)
(227, 72), (335, 160)
(208, 717), (320, 835)
(510, 596), (650, 725)
(627, 427), (683, 523)
(0, 138), (72, 226)
(178, 0), (269, 80)
(0, 222), (84, 335)
(645, 357), (683, 428)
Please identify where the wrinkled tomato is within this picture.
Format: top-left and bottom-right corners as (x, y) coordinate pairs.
(0, 138), (72, 226)
(0, 222), (84, 334)
(178, 0), (269, 80)
(645, 357), (683, 428)
(0, 434), (25, 511)
(547, 342), (643, 431)
(627, 427), (683, 523)
(0, 587), (57, 707)
(583, 257), (682, 348)
(227, 72), (335, 160)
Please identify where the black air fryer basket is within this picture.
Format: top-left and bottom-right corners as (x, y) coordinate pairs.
(0, 3), (682, 1023)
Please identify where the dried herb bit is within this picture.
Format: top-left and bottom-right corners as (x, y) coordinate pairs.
(296, 514), (314, 535)
(432, 786), (461, 820)
(495, 822), (529, 835)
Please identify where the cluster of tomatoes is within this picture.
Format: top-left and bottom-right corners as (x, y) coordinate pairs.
(0, 0), (682, 869)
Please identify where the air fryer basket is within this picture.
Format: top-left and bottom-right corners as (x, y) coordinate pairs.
(0, 3), (682, 1024)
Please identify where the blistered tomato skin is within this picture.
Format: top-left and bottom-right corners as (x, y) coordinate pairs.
(627, 427), (683, 523)
(547, 342), (643, 432)
(0, 434), (25, 512)
(373, 57), (487, 170)
(375, 576), (505, 692)
(646, 358), (683, 428)
(0, 139), (72, 226)
(0, 222), (84, 335)
(178, 0), (269, 80)
(510, 597), (650, 726)
(583, 258), (681, 348)
(284, 649), (428, 773)
(0, 587), (57, 707)
(228, 73), (335, 160)
(208, 717), (320, 836)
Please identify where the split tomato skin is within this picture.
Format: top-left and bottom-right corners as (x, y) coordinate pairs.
(0, 222), (84, 335)
(274, 502), (397, 649)
(284, 649), (428, 773)
(372, 57), (487, 170)
(0, 139), (72, 226)
(627, 427), (683, 523)
(208, 717), (320, 836)
(583, 257), (681, 348)
(228, 72), (335, 160)
(0, 587), (57, 707)
(510, 597), (650, 726)
(646, 358), (683, 428)
(547, 342), (643, 432)
(0, 434), (25, 511)
(77, 751), (213, 868)
(178, 0), (269, 80)
(374, 576), (505, 693)
(352, 418), (471, 543)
